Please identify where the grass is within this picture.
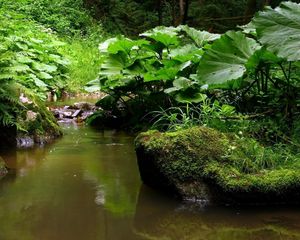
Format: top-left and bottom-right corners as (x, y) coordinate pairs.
(58, 37), (104, 93)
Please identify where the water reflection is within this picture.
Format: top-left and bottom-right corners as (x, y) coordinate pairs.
(134, 185), (300, 240)
(1, 125), (300, 240)
(0, 125), (140, 240)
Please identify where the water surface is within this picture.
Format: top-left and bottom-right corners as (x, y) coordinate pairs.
(0, 125), (300, 240)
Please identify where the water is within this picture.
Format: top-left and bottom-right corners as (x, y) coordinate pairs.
(0, 125), (300, 240)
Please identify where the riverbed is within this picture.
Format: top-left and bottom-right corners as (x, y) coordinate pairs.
(0, 124), (300, 240)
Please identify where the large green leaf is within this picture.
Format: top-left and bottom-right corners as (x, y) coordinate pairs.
(180, 25), (220, 47)
(253, 2), (300, 61)
(32, 62), (57, 73)
(140, 26), (179, 47)
(169, 44), (203, 63)
(197, 31), (260, 86)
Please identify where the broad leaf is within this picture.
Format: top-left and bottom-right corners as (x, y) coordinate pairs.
(180, 25), (220, 47)
(253, 2), (300, 61)
(37, 72), (53, 80)
(32, 62), (57, 73)
(140, 26), (179, 47)
(175, 92), (207, 103)
(197, 31), (260, 86)
(164, 77), (195, 94)
(169, 44), (203, 63)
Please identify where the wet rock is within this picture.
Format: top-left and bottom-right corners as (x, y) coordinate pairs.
(0, 157), (8, 178)
(17, 137), (35, 148)
(62, 111), (73, 118)
(72, 109), (82, 118)
(73, 102), (95, 111)
(50, 102), (100, 124)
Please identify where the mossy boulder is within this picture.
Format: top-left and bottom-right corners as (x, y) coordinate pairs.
(0, 95), (62, 149)
(16, 101), (62, 147)
(135, 127), (300, 204)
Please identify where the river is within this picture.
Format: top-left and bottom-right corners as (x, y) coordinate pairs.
(0, 124), (300, 240)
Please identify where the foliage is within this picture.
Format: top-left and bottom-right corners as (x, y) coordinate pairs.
(0, 0), (100, 37)
(149, 98), (239, 132)
(59, 38), (103, 92)
(86, 26), (219, 124)
(0, 11), (70, 98)
(197, 31), (261, 87)
(253, 1), (300, 61)
(0, 9), (71, 127)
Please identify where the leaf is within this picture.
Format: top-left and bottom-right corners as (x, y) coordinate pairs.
(140, 26), (179, 47)
(85, 79), (100, 92)
(99, 38), (118, 53)
(246, 47), (282, 72)
(180, 25), (220, 47)
(37, 72), (53, 80)
(197, 31), (260, 86)
(144, 67), (179, 82)
(164, 77), (195, 94)
(253, 2), (300, 61)
(8, 64), (31, 73)
(169, 44), (203, 63)
(29, 74), (48, 89)
(16, 54), (34, 64)
(175, 92), (207, 103)
(32, 62), (58, 73)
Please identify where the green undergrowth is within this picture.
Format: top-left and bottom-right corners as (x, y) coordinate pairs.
(0, 2), (105, 133)
(136, 126), (300, 193)
(59, 37), (103, 92)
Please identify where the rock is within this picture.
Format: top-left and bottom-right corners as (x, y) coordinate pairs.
(0, 157), (8, 179)
(62, 111), (73, 118)
(19, 93), (33, 104)
(26, 111), (38, 121)
(135, 127), (300, 205)
(73, 102), (95, 111)
(72, 109), (82, 118)
(17, 137), (35, 148)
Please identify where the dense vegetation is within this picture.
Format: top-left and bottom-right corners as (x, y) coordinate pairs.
(87, 1), (300, 145)
(1, 0), (300, 201)
(0, 0), (103, 133)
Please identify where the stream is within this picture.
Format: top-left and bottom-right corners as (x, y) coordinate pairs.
(1, 124), (300, 240)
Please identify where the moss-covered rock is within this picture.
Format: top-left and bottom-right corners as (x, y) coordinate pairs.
(0, 95), (62, 149)
(16, 100), (62, 147)
(135, 127), (300, 204)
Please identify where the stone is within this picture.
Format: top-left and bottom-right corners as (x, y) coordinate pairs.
(26, 111), (38, 121)
(72, 109), (82, 118)
(0, 157), (8, 178)
(73, 102), (95, 111)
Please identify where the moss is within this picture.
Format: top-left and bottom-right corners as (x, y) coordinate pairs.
(17, 99), (62, 144)
(136, 127), (228, 183)
(135, 126), (300, 202)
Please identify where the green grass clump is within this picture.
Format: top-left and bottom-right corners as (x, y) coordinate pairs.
(58, 38), (103, 92)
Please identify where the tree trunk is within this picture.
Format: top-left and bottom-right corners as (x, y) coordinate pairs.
(158, 0), (163, 25)
(182, 0), (189, 24)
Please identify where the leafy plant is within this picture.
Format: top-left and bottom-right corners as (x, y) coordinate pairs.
(149, 96), (240, 132)
(86, 25), (219, 109)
